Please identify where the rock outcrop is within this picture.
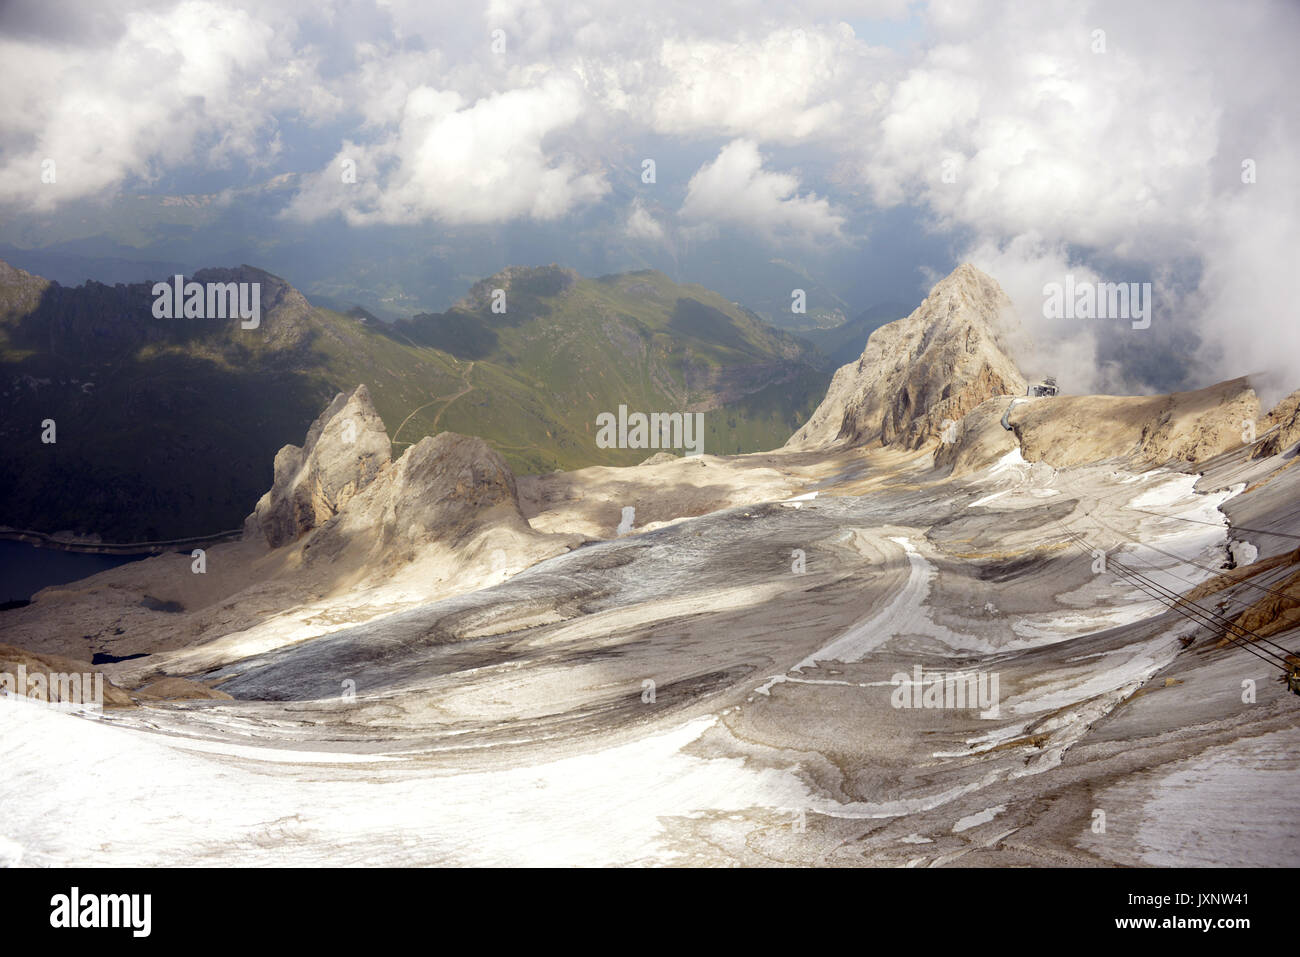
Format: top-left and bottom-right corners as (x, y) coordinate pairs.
(0, 259), (52, 320)
(0, 644), (135, 708)
(0, 259), (314, 356)
(457, 264), (579, 314)
(191, 264), (315, 348)
(246, 384), (392, 547)
(134, 677), (236, 701)
(639, 452), (678, 466)
(1255, 387), (1300, 458)
(246, 384), (535, 565)
(936, 378), (1262, 473)
(312, 430), (531, 559)
(1122, 378), (1261, 465)
(787, 263), (1026, 451)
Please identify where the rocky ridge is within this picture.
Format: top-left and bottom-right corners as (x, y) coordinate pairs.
(787, 263), (1026, 451)
(246, 382), (537, 568)
(246, 384), (393, 547)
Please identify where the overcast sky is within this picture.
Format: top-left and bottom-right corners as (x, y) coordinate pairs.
(1, 0), (1296, 399)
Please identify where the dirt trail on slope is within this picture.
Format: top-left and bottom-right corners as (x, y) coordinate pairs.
(391, 360), (475, 446)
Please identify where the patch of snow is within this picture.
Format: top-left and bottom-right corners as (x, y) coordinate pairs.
(968, 489), (1009, 508)
(1126, 730), (1300, 867)
(932, 720), (1033, 758)
(0, 834), (23, 866)
(0, 700), (994, 866)
(616, 506), (636, 536)
(1229, 540), (1258, 568)
(1002, 632), (1178, 716)
(953, 804), (1006, 832)
(989, 449), (1028, 475)
(781, 491), (818, 510)
(1010, 604), (1166, 642)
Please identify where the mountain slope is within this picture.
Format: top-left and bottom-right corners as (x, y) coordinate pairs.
(787, 263), (1027, 451)
(935, 378), (1264, 475)
(388, 267), (830, 462)
(0, 261), (828, 540)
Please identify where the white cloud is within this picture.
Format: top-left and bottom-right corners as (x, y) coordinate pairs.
(2, 0), (1297, 404)
(285, 75), (609, 226)
(860, 0), (1300, 398)
(651, 25), (882, 143)
(864, 6), (1222, 257)
(959, 234), (1124, 395)
(624, 199), (666, 243)
(679, 139), (846, 243)
(1194, 149), (1300, 407)
(0, 0), (329, 210)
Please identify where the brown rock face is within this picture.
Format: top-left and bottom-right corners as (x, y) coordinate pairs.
(1007, 377), (1259, 468)
(936, 377), (1263, 474)
(377, 432), (525, 549)
(134, 677), (235, 701)
(787, 263), (1027, 451)
(246, 383), (533, 565)
(0, 259), (52, 320)
(0, 644), (135, 708)
(190, 264), (316, 349)
(246, 384), (392, 547)
(1129, 378), (1260, 465)
(1255, 387), (1300, 458)
(301, 430), (533, 567)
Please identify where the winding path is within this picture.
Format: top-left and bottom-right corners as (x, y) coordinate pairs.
(391, 361), (475, 447)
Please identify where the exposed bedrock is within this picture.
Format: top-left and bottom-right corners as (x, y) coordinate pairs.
(246, 384), (392, 547)
(788, 263), (1026, 452)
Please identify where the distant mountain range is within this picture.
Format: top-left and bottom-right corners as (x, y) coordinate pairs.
(0, 245), (194, 288)
(0, 260), (831, 540)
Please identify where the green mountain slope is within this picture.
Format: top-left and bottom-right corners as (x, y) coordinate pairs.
(0, 261), (830, 540)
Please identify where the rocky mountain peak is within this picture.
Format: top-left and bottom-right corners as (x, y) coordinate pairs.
(190, 263), (314, 344)
(0, 259), (42, 285)
(787, 263), (1027, 450)
(246, 384), (392, 547)
(0, 258), (52, 319)
(192, 263), (308, 307)
(456, 264), (578, 313)
(246, 383), (534, 563)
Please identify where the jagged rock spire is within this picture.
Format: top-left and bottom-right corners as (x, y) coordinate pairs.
(787, 263), (1028, 450)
